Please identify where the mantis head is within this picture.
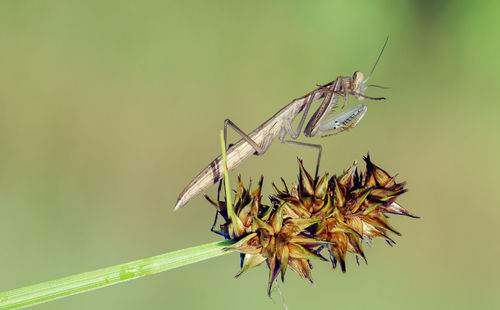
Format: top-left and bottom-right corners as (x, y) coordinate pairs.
(351, 71), (367, 100)
(350, 37), (390, 101)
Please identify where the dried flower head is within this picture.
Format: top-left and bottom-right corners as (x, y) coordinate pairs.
(206, 155), (417, 296)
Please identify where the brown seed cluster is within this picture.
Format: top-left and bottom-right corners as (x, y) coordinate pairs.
(205, 155), (417, 295)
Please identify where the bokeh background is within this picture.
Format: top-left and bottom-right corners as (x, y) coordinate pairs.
(1, 1), (499, 309)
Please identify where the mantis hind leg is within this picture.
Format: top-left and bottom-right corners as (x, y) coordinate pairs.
(280, 139), (322, 180)
(210, 178), (230, 239)
(224, 119), (266, 155)
(209, 179), (223, 232)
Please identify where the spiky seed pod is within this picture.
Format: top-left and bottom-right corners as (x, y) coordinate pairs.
(206, 177), (328, 296)
(206, 155), (417, 296)
(275, 156), (417, 273)
(205, 176), (266, 238)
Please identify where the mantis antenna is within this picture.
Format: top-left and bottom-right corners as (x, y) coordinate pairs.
(366, 36), (389, 81)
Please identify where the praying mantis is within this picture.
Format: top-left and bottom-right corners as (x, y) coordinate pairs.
(174, 38), (389, 211)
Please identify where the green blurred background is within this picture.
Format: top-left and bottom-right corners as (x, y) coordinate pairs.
(1, 1), (499, 309)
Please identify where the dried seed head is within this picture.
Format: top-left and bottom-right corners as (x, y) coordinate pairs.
(207, 155), (417, 296)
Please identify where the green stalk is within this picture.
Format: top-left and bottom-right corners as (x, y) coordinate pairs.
(220, 130), (244, 237)
(0, 240), (235, 310)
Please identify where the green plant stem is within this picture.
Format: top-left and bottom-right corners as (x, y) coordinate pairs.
(0, 240), (235, 310)
(219, 130), (244, 237)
